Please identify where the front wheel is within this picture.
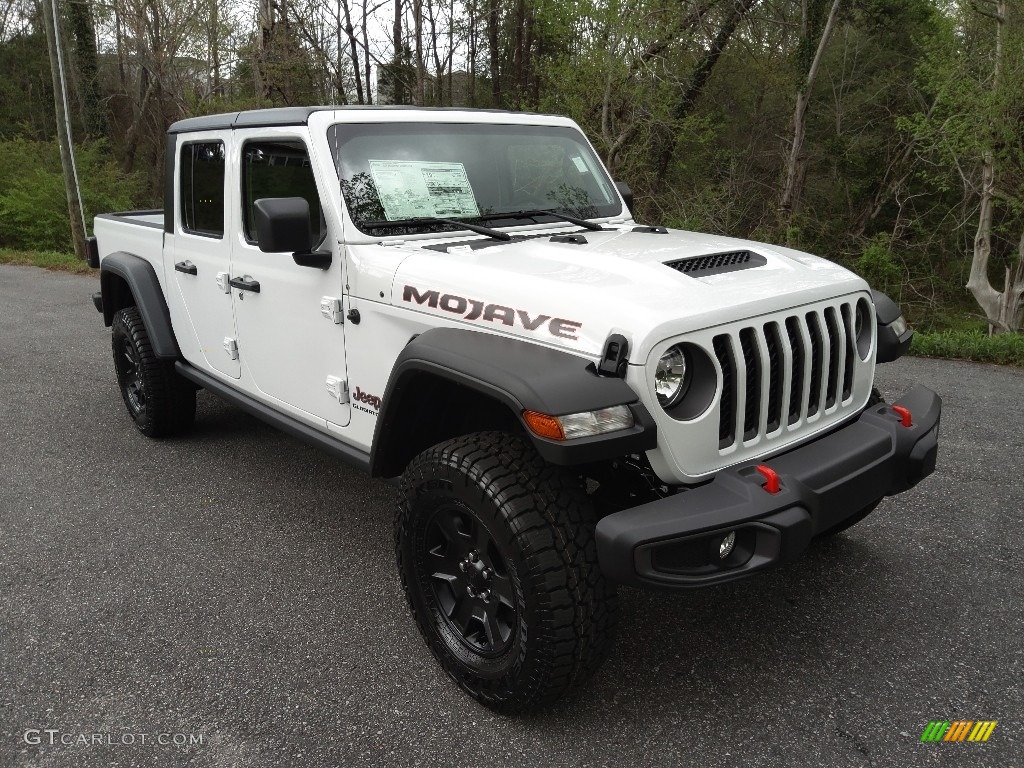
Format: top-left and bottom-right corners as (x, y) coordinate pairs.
(395, 432), (616, 712)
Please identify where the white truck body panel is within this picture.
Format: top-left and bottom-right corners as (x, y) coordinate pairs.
(96, 108), (879, 484)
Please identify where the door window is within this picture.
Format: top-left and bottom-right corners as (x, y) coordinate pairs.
(241, 141), (326, 246)
(179, 141), (225, 237)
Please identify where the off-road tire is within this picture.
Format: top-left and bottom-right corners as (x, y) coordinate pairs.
(111, 306), (195, 437)
(395, 431), (616, 712)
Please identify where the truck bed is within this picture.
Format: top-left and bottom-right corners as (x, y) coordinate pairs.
(95, 210), (164, 229)
(93, 210), (166, 281)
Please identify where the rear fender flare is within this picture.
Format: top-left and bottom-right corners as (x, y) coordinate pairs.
(100, 251), (181, 360)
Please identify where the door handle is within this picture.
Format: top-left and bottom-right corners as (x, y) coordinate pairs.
(174, 260), (197, 275)
(229, 275), (261, 293)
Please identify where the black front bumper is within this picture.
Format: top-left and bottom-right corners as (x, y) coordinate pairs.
(596, 385), (941, 589)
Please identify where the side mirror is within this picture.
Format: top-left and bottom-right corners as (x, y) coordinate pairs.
(253, 197), (331, 269)
(615, 181), (634, 217)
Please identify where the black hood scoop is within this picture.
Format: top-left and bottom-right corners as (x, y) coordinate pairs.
(664, 250), (767, 278)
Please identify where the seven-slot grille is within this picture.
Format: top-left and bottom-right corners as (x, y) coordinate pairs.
(712, 302), (859, 450)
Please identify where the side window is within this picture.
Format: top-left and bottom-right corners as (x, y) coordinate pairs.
(180, 142), (225, 237)
(242, 141), (326, 245)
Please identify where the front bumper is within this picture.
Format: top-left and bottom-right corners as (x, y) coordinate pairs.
(596, 385), (941, 589)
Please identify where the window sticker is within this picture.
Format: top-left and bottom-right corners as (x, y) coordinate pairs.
(571, 156), (589, 173)
(368, 160), (481, 220)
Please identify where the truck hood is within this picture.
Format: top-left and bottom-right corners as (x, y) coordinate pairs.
(385, 227), (869, 362)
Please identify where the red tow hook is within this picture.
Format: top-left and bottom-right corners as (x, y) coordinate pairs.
(755, 464), (780, 494)
(892, 405), (913, 428)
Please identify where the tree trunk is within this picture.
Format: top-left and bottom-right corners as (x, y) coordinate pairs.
(966, 0), (1023, 333)
(362, 0), (371, 103)
(468, 0), (476, 106)
(488, 0), (499, 106)
(67, 0), (106, 138)
(392, 0), (403, 104)
(41, 0), (88, 260)
(414, 0), (425, 104)
(209, 0), (221, 96)
(779, 0), (843, 220)
(653, 0), (760, 183)
(341, 0), (365, 104)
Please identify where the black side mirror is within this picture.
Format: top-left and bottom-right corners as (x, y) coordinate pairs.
(253, 197), (331, 269)
(615, 181), (634, 217)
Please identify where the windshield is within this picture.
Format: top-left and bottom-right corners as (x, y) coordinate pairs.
(328, 122), (621, 237)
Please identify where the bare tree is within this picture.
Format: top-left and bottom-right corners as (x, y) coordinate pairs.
(967, 0), (1024, 333)
(41, 0), (87, 260)
(779, 0), (843, 220)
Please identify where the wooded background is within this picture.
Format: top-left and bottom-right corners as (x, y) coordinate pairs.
(2, 0), (1022, 331)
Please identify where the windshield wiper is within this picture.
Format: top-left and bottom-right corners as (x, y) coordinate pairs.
(362, 217), (512, 241)
(478, 209), (607, 232)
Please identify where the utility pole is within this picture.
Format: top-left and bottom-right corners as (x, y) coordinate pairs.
(41, 0), (88, 261)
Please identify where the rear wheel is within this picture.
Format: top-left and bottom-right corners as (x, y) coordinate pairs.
(395, 431), (616, 712)
(111, 306), (195, 437)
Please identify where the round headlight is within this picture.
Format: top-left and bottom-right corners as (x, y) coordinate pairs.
(855, 298), (873, 360)
(655, 346), (689, 408)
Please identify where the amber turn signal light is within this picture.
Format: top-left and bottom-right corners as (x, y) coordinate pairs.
(522, 410), (566, 440)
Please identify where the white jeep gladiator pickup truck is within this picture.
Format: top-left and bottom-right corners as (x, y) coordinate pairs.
(91, 106), (940, 711)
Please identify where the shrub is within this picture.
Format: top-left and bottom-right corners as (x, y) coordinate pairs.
(854, 233), (903, 297)
(0, 138), (147, 252)
(911, 329), (1024, 367)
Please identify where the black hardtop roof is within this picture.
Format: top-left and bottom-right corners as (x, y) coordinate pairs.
(167, 105), (557, 135)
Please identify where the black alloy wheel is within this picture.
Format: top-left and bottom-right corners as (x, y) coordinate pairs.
(396, 431), (616, 712)
(116, 333), (147, 416)
(423, 503), (517, 657)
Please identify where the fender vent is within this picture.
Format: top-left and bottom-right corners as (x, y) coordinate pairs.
(664, 250), (766, 277)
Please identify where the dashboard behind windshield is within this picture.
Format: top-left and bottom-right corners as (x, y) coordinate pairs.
(328, 122), (621, 237)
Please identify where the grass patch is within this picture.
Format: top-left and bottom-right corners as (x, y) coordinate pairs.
(0, 248), (93, 274)
(911, 329), (1024, 367)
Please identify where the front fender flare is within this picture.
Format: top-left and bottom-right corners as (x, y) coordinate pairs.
(369, 328), (657, 477)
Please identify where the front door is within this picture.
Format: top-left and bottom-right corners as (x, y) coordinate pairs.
(228, 134), (350, 428)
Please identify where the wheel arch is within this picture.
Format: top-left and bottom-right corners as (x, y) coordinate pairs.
(369, 328), (657, 478)
(100, 252), (181, 360)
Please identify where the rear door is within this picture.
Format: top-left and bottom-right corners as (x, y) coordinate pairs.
(228, 131), (350, 428)
(165, 133), (240, 378)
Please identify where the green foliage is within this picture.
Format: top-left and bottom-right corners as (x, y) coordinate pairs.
(912, 329), (1024, 366)
(0, 139), (146, 252)
(854, 234), (903, 296)
(0, 248), (92, 273)
(0, 0), (1018, 333)
(0, 30), (54, 140)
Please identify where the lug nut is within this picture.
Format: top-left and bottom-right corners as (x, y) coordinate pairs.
(480, 589), (491, 602)
(481, 568), (492, 580)
(468, 551), (479, 563)
(459, 561), (468, 572)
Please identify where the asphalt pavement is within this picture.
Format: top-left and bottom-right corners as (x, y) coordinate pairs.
(1, 264), (1021, 768)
